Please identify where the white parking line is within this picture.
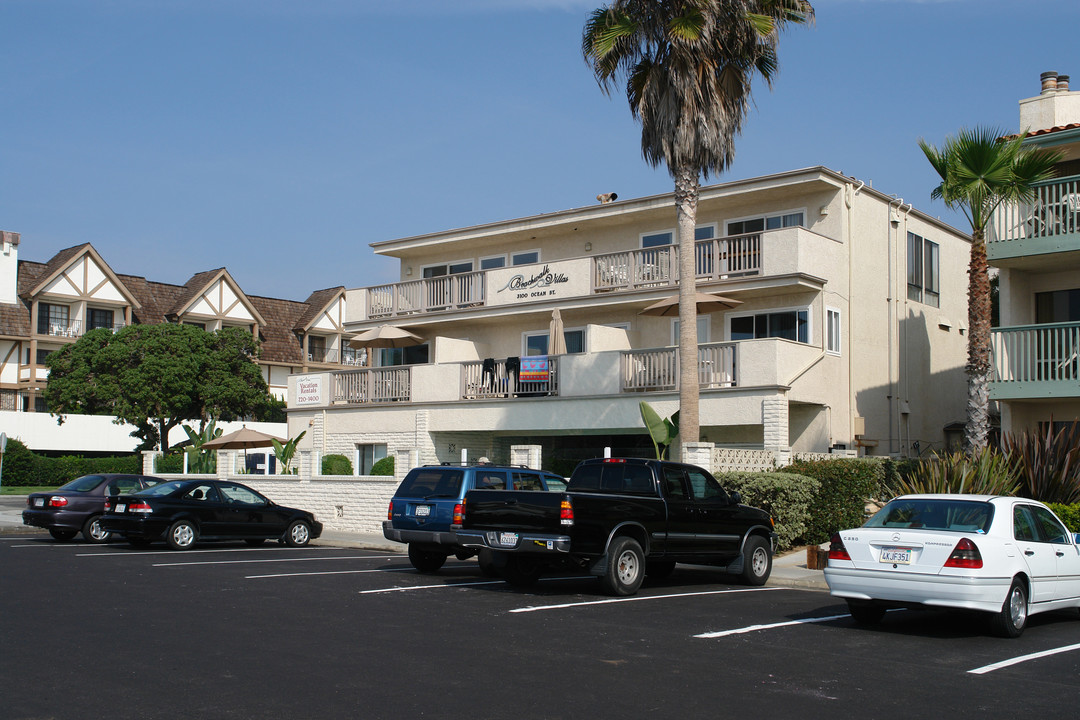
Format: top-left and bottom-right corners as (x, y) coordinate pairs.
(695, 612), (851, 638)
(510, 586), (783, 613)
(968, 643), (1080, 675)
(359, 575), (586, 595)
(75, 547), (359, 558)
(153, 555), (396, 567)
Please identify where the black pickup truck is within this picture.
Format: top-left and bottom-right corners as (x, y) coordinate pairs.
(453, 457), (777, 596)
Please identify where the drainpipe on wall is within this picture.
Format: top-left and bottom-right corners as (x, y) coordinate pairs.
(898, 202), (913, 456)
(887, 197), (903, 456)
(846, 181), (864, 447)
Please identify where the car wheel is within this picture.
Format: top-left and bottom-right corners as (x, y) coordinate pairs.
(245, 538), (267, 547)
(284, 520), (311, 548)
(645, 560), (676, 580)
(48, 528), (77, 542)
(600, 536), (645, 596)
(82, 515), (111, 543)
(501, 555), (543, 587)
(990, 579), (1028, 638)
(166, 520), (198, 551)
(738, 535), (772, 586)
(847, 600), (886, 626)
(407, 544), (446, 572)
(477, 549), (500, 578)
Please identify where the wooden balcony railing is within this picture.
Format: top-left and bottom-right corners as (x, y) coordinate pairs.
(992, 322), (1080, 385)
(593, 233), (761, 292)
(460, 356), (560, 399)
(333, 367), (411, 403)
(368, 272), (486, 320)
(621, 342), (737, 392)
(990, 175), (1080, 244)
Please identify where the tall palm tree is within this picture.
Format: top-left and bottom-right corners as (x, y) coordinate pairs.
(919, 127), (1061, 452)
(582, 0), (813, 451)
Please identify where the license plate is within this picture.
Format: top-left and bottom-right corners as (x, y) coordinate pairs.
(115, 504), (126, 513)
(497, 532), (518, 548)
(880, 546), (912, 564)
(414, 505), (431, 517)
(33, 498), (44, 507)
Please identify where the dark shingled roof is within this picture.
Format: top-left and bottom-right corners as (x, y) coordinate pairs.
(23, 244), (89, 297)
(167, 268), (228, 317)
(294, 286), (345, 331)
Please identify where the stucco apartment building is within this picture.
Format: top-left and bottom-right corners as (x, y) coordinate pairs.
(0, 236), (358, 417)
(991, 72), (1080, 436)
(287, 166), (971, 472)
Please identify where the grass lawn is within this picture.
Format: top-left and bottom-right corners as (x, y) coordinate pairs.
(1, 486), (57, 495)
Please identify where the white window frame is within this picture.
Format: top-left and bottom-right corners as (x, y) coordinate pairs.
(354, 443), (388, 476)
(640, 229), (674, 248)
(726, 304), (813, 344)
(511, 249), (541, 266)
(724, 207), (807, 235)
(826, 307), (841, 355)
(480, 254), (507, 270)
(671, 316), (710, 346)
(522, 327), (586, 356)
(421, 259), (474, 278)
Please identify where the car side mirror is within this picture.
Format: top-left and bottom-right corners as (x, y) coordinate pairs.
(730, 491), (743, 505)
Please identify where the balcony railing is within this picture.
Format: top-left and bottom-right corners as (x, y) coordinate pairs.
(368, 272), (486, 320)
(461, 357), (560, 399)
(309, 347), (367, 366)
(990, 175), (1080, 245)
(992, 322), (1080, 389)
(333, 367), (411, 403)
(621, 343), (737, 392)
(593, 233), (761, 292)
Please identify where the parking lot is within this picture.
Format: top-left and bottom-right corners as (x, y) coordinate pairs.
(4, 532), (1080, 720)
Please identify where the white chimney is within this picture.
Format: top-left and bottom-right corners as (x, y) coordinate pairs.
(0, 231), (19, 306)
(1020, 70), (1080, 133)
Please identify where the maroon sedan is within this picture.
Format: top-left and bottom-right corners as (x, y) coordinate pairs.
(23, 474), (162, 543)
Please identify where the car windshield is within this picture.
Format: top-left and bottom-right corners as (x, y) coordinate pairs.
(396, 469), (463, 498)
(865, 498), (994, 534)
(134, 480), (190, 497)
(57, 475), (105, 493)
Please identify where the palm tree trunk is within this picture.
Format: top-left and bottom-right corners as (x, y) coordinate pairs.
(966, 233), (992, 452)
(675, 165), (700, 454)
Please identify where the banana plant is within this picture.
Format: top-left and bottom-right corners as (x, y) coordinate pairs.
(272, 430), (307, 475)
(640, 401), (679, 460)
(182, 421), (222, 474)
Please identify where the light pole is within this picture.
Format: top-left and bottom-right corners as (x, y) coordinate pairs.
(0, 432), (7, 490)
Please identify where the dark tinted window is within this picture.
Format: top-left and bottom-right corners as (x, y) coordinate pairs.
(475, 470), (508, 490)
(686, 469), (727, 501)
(513, 472), (543, 491)
(568, 462), (654, 496)
(396, 469), (464, 498)
(106, 477), (144, 495)
(137, 481), (188, 497)
(866, 499), (994, 533)
(57, 475), (105, 493)
(1030, 505), (1069, 544)
(543, 474), (567, 492)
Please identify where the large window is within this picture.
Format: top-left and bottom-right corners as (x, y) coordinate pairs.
(356, 444), (388, 475)
(1036, 289), (1080, 323)
(726, 211), (804, 236)
(422, 261), (473, 279)
(671, 316), (710, 345)
(512, 250), (540, 265)
(524, 329), (584, 356)
(37, 303), (69, 334)
(729, 309), (810, 344)
(907, 232), (940, 307)
(87, 308), (114, 331)
(379, 344), (429, 366)
(641, 225), (716, 248)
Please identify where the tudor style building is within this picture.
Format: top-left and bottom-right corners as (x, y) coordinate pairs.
(285, 166), (972, 471)
(0, 234), (358, 414)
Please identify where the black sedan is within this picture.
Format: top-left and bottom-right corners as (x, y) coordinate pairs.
(23, 474), (162, 543)
(100, 479), (323, 550)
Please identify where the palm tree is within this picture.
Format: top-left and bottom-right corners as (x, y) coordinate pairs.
(582, 0), (813, 451)
(919, 127), (1061, 452)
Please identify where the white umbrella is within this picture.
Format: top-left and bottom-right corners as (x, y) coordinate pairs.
(549, 309), (567, 355)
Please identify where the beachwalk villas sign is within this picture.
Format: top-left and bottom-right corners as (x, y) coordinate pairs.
(487, 258), (591, 307)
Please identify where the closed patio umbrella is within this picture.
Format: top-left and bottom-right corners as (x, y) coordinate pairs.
(638, 292), (742, 317)
(549, 309), (567, 355)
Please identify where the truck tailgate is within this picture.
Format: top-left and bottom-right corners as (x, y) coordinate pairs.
(463, 490), (565, 533)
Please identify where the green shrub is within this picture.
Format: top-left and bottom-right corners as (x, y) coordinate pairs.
(784, 458), (883, 545)
(155, 453), (185, 474)
(1049, 503), (1080, 533)
(322, 454), (353, 476)
(894, 449), (1020, 497)
(719, 471), (820, 552)
(1002, 421), (1080, 504)
(2, 442), (142, 487)
(1, 438), (38, 486)
(370, 456), (394, 476)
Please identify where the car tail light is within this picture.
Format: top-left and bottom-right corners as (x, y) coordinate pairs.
(387, 501), (394, 520)
(828, 533), (851, 561)
(127, 501), (153, 514)
(560, 498), (574, 527)
(451, 501), (465, 529)
(602, 458), (626, 463)
(944, 538), (983, 569)
(104, 498), (113, 512)
(48, 496), (68, 508)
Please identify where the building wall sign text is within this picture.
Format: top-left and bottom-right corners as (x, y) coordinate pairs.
(295, 375), (324, 406)
(486, 258), (591, 307)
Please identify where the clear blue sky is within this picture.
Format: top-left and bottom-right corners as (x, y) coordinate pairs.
(3, 0), (1078, 300)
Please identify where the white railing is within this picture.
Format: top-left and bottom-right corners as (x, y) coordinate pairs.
(992, 322), (1080, 384)
(621, 342), (737, 392)
(333, 367), (411, 403)
(461, 357), (560, 399)
(45, 319), (82, 337)
(367, 271), (486, 319)
(990, 175), (1080, 244)
(593, 233), (761, 292)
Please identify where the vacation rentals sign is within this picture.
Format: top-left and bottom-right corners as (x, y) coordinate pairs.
(487, 258), (591, 307)
(294, 375), (324, 406)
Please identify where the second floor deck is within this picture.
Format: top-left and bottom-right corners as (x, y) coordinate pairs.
(989, 175), (1080, 266)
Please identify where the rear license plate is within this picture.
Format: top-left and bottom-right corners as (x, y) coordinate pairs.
(880, 546), (912, 564)
(414, 505), (431, 517)
(496, 532), (518, 548)
(115, 504), (126, 513)
(33, 498), (44, 507)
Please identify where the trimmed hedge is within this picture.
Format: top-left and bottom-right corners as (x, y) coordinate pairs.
(1049, 503), (1080, 533)
(718, 471), (820, 552)
(370, 456), (394, 476)
(784, 458), (884, 545)
(322, 454), (353, 476)
(1, 438), (140, 487)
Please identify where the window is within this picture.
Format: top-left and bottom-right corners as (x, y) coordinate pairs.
(907, 232), (940, 307)
(422, 261), (473, 278)
(672, 316), (710, 345)
(726, 211), (804, 236)
(356, 444), (388, 475)
(87, 308), (114, 331)
(512, 250), (539, 266)
(641, 226), (715, 248)
(686, 469), (728, 502)
(1036, 289), (1080, 323)
(36, 349), (53, 366)
(524, 329), (585, 356)
(480, 255), (506, 270)
(729, 309), (810, 344)
(37, 303), (69, 334)
(379, 344), (428, 366)
(827, 308), (841, 354)
(308, 335), (326, 362)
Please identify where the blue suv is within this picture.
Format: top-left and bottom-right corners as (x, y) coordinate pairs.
(384, 463), (566, 572)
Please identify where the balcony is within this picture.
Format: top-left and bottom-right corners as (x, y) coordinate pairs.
(43, 319), (82, 338)
(333, 367), (411, 403)
(309, 347), (367, 366)
(989, 175), (1080, 265)
(362, 232), (768, 321)
(991, 322), (1080, 399)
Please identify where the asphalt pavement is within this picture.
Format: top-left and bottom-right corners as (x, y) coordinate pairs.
(0, 494), (828, 590)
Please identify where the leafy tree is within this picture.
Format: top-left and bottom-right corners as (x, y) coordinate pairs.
(182, 420), (223, 474)
(583, 0), (813, 448)
(919, 127), (1061, 452)
(44, 324), (271, 451)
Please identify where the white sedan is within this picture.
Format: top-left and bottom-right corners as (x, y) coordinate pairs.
(824, 494), (1080, 637)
